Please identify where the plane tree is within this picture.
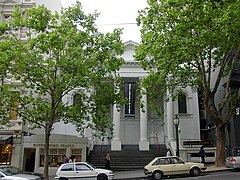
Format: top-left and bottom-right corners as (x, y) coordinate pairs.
(1, 2), (124, 179)
(135, 0), (240, 166)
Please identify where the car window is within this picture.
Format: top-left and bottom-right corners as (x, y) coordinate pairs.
(60, 164), (74, 171)
(152, 158), (170, 165)
(171, 157), (185, 164)
(0, 166), (21, 176)
(158, 158), (170, 165)
(75, 164), (91, 171)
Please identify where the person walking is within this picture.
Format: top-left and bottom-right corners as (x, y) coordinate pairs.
(199, 146), (206, 164)
(63, 155), (69, 163)
(166, 148), (172, 156)
(105, 153), (111, 170)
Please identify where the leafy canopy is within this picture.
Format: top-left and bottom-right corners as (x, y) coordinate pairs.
(136, 0), (240, 115)
(136, 0), (240, 167)
(1, 1), (125, 136)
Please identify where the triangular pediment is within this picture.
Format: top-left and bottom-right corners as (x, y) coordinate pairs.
(124, 40), (139, 51)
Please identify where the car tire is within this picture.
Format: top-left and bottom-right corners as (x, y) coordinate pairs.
(152, 170), (162, 180)
(59, 177), (68, 180)
(97, 174), (108, 180)
(190, 167), (201, 176)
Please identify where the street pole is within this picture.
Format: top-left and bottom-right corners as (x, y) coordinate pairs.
(175, 123), (179, 157)
(173, 115), (180, 157)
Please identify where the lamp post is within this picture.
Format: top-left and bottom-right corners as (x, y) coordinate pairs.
(173, 115), (180, 157)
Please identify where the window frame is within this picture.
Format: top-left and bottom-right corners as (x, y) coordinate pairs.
(178, 93), (187, 114)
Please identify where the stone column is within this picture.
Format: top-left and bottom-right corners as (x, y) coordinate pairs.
(139, 87), (149, 150)
(167, 95), (174, 141)
(111, 104), (121, 150)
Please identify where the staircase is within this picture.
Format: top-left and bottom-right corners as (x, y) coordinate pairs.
(87, 144), (167, 171)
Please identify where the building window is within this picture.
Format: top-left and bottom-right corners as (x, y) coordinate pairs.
(178, 93), (187, 114)
(71, 149), (82, 162)
(124, 83), (136, 116)
(73, 93), (81, 105)
(0, 144), (12, 165)
(40, 149), (66, 167)
(39, 148), (83, 167)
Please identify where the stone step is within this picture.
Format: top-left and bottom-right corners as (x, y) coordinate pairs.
(87, 144), (167, 171)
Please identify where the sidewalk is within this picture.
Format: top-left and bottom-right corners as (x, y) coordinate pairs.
(113, 164), (233, 180)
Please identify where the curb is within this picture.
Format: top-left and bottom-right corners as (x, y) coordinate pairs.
(113, 167), (233, 180)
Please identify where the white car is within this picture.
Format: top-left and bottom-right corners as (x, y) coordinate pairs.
(54, 162), (114, 180)
(0, 165), (42, 180)
(144, 156), (207, 180)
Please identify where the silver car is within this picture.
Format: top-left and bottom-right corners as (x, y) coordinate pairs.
(0, 165), (42, 180)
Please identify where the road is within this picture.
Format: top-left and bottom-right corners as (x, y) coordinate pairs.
(160, 170), (240, 180)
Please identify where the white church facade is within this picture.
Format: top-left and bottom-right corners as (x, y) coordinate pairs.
(53, 40), (208, 160)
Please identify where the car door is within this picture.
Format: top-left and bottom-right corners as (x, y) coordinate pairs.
(152, 158), (173, 176)
(74, 163), (96, 180)
(58, 164), (75, 178)
(170, 157), (188, 175)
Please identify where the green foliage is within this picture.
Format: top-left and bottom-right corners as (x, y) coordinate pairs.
(1, 2), (124, 177)
(136, 0), (240, 113)
(3, 2), (124, 134)
(136, 0), (240, 166)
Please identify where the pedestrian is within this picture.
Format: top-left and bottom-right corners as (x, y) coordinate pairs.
(199, 146), (206, 164)
(63, 155), (69, 163)
(105, 153), (111, 170)
(69, 155), (76, 163)
(166, 148), (172, 156)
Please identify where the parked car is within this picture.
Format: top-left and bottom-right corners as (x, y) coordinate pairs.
(0, 165), (42, 180)
(144, 156), (207, 180)
(226, 151), (240, 169)
(54, 162), (114, 180)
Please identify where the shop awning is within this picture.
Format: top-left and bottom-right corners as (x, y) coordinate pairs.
(0, 135), (13, 144)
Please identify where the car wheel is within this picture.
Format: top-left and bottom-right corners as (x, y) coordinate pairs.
(190, 167), (201, 176)
(152, 171), (162, 180)
(97, 174), (108, 180)
(59, 177), (68, 180)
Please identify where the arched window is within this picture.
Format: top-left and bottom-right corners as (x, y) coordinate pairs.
(178, 93), (187, 114)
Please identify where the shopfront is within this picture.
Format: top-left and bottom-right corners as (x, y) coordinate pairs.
(22, 134), (88, 176)
(0, 135), (13, 165)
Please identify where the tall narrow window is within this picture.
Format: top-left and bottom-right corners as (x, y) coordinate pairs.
(124, 83), (136, 116)
(73, 93), (81, 105)
(178, 93), (187, 114)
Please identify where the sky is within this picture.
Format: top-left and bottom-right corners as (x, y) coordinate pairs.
(61, 0), (148, 43)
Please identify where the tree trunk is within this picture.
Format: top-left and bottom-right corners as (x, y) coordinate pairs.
(44, 127), (51, 180)
(215, 123), (226, 167)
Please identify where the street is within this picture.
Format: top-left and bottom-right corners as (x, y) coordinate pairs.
(120, 170), (240, 180)
(168, 170), (240, 180)
(157, 171), (239, 180)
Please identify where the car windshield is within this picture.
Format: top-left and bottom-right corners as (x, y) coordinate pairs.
(0, 166), (22, 176)
(85, 162), (96, 169)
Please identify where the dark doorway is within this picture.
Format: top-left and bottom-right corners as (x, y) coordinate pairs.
(24, 148), (36, 172)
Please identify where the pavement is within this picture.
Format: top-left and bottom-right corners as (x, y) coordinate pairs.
(113, 164), (233, 180)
